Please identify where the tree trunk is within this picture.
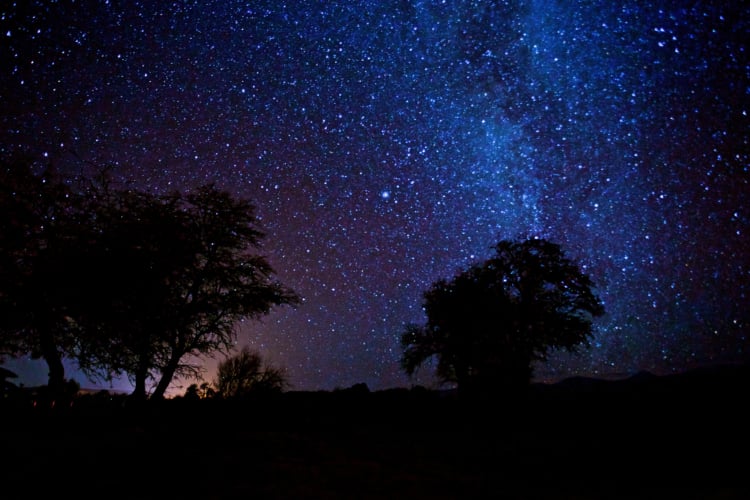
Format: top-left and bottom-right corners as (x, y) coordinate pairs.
(132, 374), (147, 401)
(131, 353), (149, 402)
(39, 332), (65, 407)
(150, 353), (181, 400)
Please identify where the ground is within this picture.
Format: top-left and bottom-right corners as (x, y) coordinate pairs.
(2, 364), (748, 499)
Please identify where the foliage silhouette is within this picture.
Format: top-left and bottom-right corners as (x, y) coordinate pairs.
(400, 238), (605, 397)
(0, 366), (20, 403)
(214, 346), (289, 398)
(183, 382), (216, 400)
(0, 158), (300, 401)
(71, 179), (301, 400)
(0, 158), (86, 403)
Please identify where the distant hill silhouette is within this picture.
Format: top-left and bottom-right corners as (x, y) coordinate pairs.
(538, 361), (750, 395)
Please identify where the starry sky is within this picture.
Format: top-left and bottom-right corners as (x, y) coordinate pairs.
(1, 0), (748, 394)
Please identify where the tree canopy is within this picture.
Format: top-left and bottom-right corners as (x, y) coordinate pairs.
(71, 181), (301, 400)
(0, 159), (83, 400)
(400, 238), (605, 397)
(0, 159), (300, 401)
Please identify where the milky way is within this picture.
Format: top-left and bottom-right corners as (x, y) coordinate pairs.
(2, 1), (748, 393)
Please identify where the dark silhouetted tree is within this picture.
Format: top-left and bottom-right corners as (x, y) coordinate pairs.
(0, 158), (86, 403)
(400, 238), (605, 397)
(147, 185), (299, 399)
(0, 160), (300, 402)
(72, 182), (300, 400)
(69, 186), (192, 400)
(214, 346), (289, 398)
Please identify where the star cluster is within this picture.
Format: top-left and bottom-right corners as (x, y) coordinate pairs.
(1, 0), (748, 392)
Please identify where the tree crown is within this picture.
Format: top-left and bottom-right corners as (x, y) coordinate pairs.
(401, 238), (604, 394)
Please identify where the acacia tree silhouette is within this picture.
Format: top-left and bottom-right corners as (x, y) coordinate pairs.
(400, 238), (605, 397)
(73, 182), (300, 400)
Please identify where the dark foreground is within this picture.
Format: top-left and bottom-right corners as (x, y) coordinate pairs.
(2, 364), (749, 499)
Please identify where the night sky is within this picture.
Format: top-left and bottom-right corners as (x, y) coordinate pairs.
(1, 1), (748, 395)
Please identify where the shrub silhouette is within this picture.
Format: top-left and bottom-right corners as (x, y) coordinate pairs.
(214, 346), (289, 398)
